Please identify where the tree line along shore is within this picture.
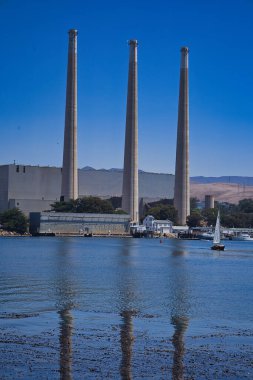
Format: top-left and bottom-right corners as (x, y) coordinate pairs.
(1, 196), (253, 235)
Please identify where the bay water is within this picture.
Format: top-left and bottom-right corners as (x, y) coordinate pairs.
(0, 237), (252, 379)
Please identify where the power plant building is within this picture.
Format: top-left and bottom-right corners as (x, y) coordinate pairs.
(0, 164), (175, 215)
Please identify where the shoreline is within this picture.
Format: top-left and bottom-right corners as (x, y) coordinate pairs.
(0, 231), (31, 237)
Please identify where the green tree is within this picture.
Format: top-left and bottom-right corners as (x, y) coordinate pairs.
(113, 209), (128, 214)
(50, 200), (75, 212)
(202, 208), (218, 226)
(146, 204), (178, 223)
(147, 198), (174, 207)
(219, 202), (237, 215)
(51, 196), (114, 214)
(0, 208), (28, 234)
(74, 197), (114, 213)
(186, 210), (204, 228)
(190, 197), (199, 212)
(143, 198), (173, 215)
(238, 198), (253, 213)
(108, 196), (122, 209)
(147, 206), (161, 220)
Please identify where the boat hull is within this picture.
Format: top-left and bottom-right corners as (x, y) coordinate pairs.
(211, 244), (225, 251)
(232, 236), (253, 241)
(232, 233), (253, 241)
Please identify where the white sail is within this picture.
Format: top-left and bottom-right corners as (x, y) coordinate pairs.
(213, 210), (221, 244)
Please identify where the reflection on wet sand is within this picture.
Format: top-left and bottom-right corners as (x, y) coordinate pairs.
(59, 308), (73, 380)
(120, 310), (134, 380)
(170, 242), (190, 380)
(171, 316), (189, 380)
(55, 239), (75, 380)
(118, 240), (137, 380)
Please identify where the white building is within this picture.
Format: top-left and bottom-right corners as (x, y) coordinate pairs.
(30, 212), (130, 236)
(172, 225), (189, 233)
(129, 223), (146, 235)
(143, 215), (173, 235)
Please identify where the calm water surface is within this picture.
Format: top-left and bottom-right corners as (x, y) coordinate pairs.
(0, 237), (253, 379)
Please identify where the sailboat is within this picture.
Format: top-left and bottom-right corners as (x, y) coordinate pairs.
(211, 210), (225, 251)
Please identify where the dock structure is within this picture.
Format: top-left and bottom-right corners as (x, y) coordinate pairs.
(61, 29), (78, 201)
(174, 47), (190, 225)
(122, 40), (139, 222)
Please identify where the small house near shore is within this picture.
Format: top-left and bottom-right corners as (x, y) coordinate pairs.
(143, 215), (173, 235)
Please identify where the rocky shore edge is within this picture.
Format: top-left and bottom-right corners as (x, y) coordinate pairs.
(0, 230), (31, 237)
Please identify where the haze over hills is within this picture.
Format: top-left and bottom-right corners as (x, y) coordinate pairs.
(82, 166), (146, 173)
(191, 176), (253, 186)
(80, 167), (253, 204)
(190, 183), (253, 204)
(82, 167), (253, 186)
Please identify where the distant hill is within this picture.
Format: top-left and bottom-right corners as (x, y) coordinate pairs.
(81, 167), (161, 174)
(81, 166), (96, 171)
(81, 168), (253, 186)
(190, 183), (253, 204)
(191, 176), (253, 186)
(79, 167), (253, 203)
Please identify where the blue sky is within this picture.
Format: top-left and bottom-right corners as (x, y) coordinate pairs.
(0, 0), (253, 176)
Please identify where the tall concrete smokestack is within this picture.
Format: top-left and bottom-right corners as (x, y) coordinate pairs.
(61, 29), (78, 201)
(174, 47), (190, 225)
(122, 40), (139, 222)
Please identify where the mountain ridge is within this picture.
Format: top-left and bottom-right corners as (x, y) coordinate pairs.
(81, 167), (253, 186)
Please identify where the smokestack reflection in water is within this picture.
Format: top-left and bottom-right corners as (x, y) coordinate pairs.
(171, 316), (188, 380)
(118, 240), (138, 380)
(170, 242), (190, 380)
(120, 310), (135, 380)
(55, 239), (76, 380)
(59, 308), (73, 380)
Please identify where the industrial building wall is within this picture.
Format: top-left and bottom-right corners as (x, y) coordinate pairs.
(0, 164), (175, 214)
(0, 165), (9, 212)
(30, 212), (130, 235)
(8, 164), (61, 201)
(79, 169), (175, 199)
(78, 169), (122, 197)
(8, 199), (54, 216)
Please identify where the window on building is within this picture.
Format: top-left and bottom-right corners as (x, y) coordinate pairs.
(23, 166), (26, 173)
(16, 165), (19, 173)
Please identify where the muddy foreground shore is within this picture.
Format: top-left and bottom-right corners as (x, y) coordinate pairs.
(0, 311), (252, 379)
